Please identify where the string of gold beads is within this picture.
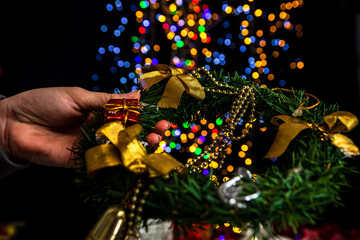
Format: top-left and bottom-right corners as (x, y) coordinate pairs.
(126, 180), (152, 238)
(186, 67), (256, 173)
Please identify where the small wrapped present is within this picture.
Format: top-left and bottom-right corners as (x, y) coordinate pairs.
(103, 98), (140, 126)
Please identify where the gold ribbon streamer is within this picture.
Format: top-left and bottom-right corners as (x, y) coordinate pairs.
(139, 64), (205, 109)
(265, 111), (360, 159)
(85, 121), (183, 177)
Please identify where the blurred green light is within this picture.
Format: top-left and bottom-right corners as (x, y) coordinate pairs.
(195, 148), (202, 155)
(131, 36), (139, 43)
(198, 25), (205, 32)
(176, 40), (184, 48)
(216, 118), (223, 125)
(139, 1), (148, 8)
(169, 142), (176, 148)
(183, 122), (190, 128)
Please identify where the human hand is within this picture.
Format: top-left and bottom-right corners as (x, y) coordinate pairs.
(0, 87), (169, 168)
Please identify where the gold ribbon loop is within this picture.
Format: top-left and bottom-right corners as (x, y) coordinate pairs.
(323, 111), (359, 132)
(85, 144), (122, 177)
(265, 111), (360, 159)
(140, 64), (205, 109)
(85, 121), (184, 177)
(265, 116), (311, 159)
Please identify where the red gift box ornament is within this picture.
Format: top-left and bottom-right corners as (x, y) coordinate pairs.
(103, 98), (141, 125)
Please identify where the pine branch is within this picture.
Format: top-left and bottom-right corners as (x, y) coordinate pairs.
(74, 70), (359, 236)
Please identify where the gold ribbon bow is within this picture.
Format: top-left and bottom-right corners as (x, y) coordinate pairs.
(85, 121), (184, 177)
(265, 111), (360, 159)
(139, 64), (205, 109)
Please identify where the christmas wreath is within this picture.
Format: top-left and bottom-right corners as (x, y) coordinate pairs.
(73, 65), (359, 239)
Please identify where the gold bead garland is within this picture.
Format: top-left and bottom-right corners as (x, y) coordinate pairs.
(186, 67), (256, 173)
(125, 180), (153, 238)
(119, 67), (257, 238)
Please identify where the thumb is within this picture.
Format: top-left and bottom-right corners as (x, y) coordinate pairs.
(70, 88), (141, 111)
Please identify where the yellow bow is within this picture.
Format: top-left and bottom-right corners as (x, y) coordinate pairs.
(139, 64), (205, 109)
(85, 121), (184, 178)
(265, 111), (360, 159)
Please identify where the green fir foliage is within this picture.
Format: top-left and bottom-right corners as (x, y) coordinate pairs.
(73, 70), (358, 236)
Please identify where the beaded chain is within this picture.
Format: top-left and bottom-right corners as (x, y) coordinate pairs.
(187, 67), (256, 172)
(125, 180), (153, 239)
(126, 67), (256, 239)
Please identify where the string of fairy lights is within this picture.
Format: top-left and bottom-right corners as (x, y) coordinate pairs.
(93, 0), (304, 90)
(92, 0), (303, 174)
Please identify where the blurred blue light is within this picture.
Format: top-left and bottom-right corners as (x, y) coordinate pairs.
(135, 56), (141, 63)
(224, 39), (231, 46)
(113, 47), (120, 54)
(247, 14), (253, 21)
(223, 21), (230, 28)
(143, 19), (150, 27)
(132, 86), (138, 91)
(110, 66), (117, 73)
(130, 4), (137, 11)
(239, 45), (246, 52)
(100, 25), (108, 32)
(117, 60), (124, 67)
(248, 57), (255, 64)
(283, 44), (289, 51)
(120, 77), (127, 84)
(92, 74), (99, 81)
(129, 72), (135, 79)
(124, 61), (131, 68)
(169, 25), (177, 32)
(115, 0), (122, 8)
(114, 29), (121, 37)
(98, 47), (105, 54)
(279, 80), (286, 87)
(174, 129), (181, 137)
(95, 54), (102, 61)
(106, 4), (113, 11)
(121, 17), (128, 24)
(152, 58), (159, 65)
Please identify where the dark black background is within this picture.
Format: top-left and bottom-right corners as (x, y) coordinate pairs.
(1, 1), (360, 239)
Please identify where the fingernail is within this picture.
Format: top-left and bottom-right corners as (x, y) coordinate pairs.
(157, 134), (162, 142)
(166, 121), (171, 130)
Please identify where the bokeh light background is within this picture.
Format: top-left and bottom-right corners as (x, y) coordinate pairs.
(89, 2), (307, 236)
(91, 0), (305, 185)
(91, 0), (304, 92)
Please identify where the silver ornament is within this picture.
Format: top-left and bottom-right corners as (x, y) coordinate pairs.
(218, 167), (260, 208)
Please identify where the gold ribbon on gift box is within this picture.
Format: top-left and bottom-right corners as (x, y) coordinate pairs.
(139, 64), (205, 109)
(265, 111), (360, 159)
(103, 98), (141, 125)
(85, 121), (184, 178)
